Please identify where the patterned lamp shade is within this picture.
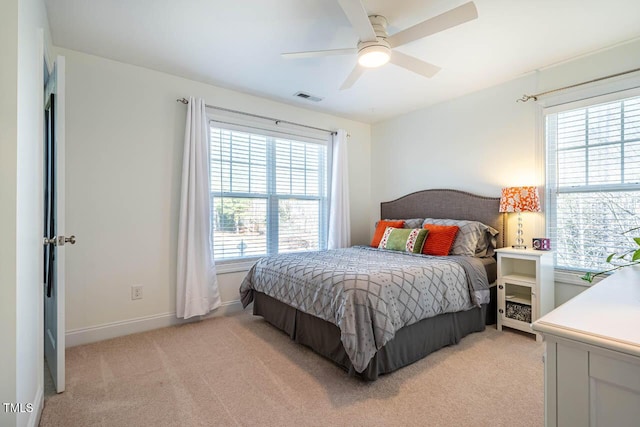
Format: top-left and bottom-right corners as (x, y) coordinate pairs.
(499, 186), (541, 213)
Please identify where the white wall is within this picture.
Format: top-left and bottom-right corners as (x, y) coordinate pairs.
(371, 39), (640, 306)
(0, 1), (20, 425)
(1, 0), (51, 426)
(60, 48), (371, 341)
(371, 74), (539, 199)
(371, 73), (542, 246)
(16, 0), (51, 424)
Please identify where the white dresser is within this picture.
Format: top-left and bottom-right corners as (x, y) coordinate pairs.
(532, 267), (640, 427)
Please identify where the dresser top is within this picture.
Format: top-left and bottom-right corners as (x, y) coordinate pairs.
(532, 266), (640, 357)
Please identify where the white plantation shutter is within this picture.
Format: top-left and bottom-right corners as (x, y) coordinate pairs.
(210, 126), (328, 260)
(546, 92), (640, 272)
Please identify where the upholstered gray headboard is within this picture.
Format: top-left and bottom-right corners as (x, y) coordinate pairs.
(380, 189), (505, 248)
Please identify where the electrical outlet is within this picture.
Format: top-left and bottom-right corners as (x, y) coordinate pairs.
(131, 285), (143, 300)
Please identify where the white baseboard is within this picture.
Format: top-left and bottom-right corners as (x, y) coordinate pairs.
(28, 385), (43, 427)
(65, 300), (243, 347)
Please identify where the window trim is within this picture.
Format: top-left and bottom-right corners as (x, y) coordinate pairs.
(537, 74), (640, 111)
(554, 269), (604, 287)
(542, 85), (640, 273)
(207, 112), (332, 264)
(207, 110), (329, 145)
(215, 258), (259, 274)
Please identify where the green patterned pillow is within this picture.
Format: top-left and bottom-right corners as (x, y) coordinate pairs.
(378, 227), (429, 253)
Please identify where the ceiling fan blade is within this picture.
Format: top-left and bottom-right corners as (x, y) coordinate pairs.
(390, 51), (441, 78)
(337, 0), (377, 42)
(281, 48), (357, 59)
(388, 1), (478, 48)
(340, 65), (365, 90)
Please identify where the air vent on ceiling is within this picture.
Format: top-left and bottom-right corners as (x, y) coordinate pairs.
(294, 91), (323, 102)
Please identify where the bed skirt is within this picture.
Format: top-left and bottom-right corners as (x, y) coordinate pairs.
(252, 290), (492, 381)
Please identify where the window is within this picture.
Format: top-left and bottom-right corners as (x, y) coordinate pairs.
(546, 91), (640, 272)
(210, 124), (329, 261)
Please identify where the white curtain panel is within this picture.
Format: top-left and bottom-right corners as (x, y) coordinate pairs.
(176, 97), (221, 319)
(328, 129), (351, 249)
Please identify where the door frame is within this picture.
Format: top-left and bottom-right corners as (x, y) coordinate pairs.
(43, 54), (66, 394)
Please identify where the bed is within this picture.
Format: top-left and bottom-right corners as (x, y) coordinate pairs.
(240, 189), (505, 380)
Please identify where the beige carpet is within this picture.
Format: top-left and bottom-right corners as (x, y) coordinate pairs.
(40, 310), (544, 427)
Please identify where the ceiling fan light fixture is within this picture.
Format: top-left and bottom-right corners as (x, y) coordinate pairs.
(358, 44), (391, 68)
(282, 1), (479, 89)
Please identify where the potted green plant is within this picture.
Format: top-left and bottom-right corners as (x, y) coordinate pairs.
(581, 227), (640, 283)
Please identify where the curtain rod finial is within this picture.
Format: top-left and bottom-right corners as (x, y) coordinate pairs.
(177, 97), (189, 104)
(516, 94), (537, 103)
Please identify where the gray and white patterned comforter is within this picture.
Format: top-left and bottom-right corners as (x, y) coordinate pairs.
(239, 246), (490, 373)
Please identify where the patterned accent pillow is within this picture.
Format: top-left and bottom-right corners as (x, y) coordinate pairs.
(422, 224), (460, 256)
(371, 220), (405, 247)
(421, 218), (499, 257)
(378, 227), (429, 254)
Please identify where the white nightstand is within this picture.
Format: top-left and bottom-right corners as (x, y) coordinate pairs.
(496, 247), (554, 341)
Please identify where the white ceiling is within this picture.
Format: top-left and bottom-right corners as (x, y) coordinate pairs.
(44, 0), (640, 123)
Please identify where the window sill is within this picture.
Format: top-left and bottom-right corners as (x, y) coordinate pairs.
(215, 259), (258, 274)
(554, 269), (606, 287)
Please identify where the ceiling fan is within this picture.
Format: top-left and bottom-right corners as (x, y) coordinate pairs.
(282, 0), (478, 90)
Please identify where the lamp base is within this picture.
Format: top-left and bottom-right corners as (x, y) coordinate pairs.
(513, 212), (526, 250)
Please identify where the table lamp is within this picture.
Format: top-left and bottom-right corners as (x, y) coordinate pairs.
(499, 186), (541, 249)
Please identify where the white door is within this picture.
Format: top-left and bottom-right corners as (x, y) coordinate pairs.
(44, 56), (71, 393)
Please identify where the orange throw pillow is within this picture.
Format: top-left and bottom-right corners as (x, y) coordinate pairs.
(371, 220), (405, 247)
(422, 224), (460, 256)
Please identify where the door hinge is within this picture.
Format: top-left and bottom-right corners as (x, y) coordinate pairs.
(43, 235), (76, 246)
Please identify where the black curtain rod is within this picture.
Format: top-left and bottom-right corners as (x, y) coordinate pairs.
(176, 97), (337, 135)
(516, 67), (640, 103)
